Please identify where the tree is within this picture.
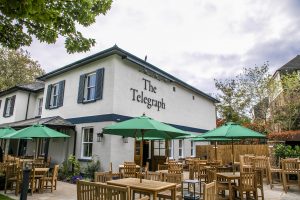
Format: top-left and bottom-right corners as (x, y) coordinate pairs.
(214, 63), (272, 128)
(270, 72), (300, 130)
(0, 0), (112, 53)
(0, 47), (45, 91)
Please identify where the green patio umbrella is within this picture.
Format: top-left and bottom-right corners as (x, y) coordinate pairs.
(0, 127), (17, 158)
(3, 124), (70, 161)
(200, 122), (266, 172)
(0, 127), (16, 138)
(103, 114), (189, 182)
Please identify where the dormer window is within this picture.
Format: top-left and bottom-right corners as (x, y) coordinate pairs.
(3, 95), (16, 117)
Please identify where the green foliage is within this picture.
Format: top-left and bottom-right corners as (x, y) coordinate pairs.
(0, 0), (112, 53)
(274, 144), (300, 159)
(58, 155), (81, 181)
(0, 47), (44, 91)
(270, 72), (300, 131)
(214, 63), (271, 126)
(84, 155), (100, 180)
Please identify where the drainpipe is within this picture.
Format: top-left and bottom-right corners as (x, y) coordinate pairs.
(25, 92), (31, 120)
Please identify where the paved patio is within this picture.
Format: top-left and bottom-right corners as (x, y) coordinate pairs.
(1, 180), (300, 200)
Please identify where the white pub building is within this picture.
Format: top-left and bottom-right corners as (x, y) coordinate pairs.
(0, 46), (218, 171)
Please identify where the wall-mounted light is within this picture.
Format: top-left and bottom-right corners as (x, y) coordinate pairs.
(97, 133), (104, 142)
(122, 136), (128, 143)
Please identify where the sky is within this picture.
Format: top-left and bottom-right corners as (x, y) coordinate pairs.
(25, 0), (300, 95)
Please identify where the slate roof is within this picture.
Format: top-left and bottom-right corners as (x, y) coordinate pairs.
(0, 81), (45, 97)
(0, 116), (74, 129)
(278, 55), (300, 72)
(38, 45), (219, 103)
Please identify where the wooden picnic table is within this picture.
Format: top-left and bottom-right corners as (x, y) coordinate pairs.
(216, 172), (240, 200)
(107, 178), (176, 200)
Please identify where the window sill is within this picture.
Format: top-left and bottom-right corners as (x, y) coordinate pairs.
(78, 158), (92, 162)
(82, 99), (96, 104)
(48, 106), (59, 110)
(3, 115), (12, 118)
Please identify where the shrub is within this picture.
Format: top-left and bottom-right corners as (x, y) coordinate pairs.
(84, 155), (100, 180)
(274, 144), (300, 160)
(58, 155), (81, 182)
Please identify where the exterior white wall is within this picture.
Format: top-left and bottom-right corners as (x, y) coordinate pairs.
(75, 121), (134, 171)
(41, 56), (115, 119)
(0, 91), (28, 124)
(112, 56), (216, 130)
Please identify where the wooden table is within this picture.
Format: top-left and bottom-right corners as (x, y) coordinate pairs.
(107, 178), (176, 200)
(216, 172), (240, 200)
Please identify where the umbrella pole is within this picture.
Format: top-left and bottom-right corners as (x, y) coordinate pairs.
(140, 130), (144, 183)
(214, 142), (217, 161)
(232, 139), (235, 174)
(44, 138), (50, 163)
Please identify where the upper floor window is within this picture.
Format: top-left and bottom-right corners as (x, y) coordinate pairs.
(3, 95), (16, 117)
(50, 83), (59, 108)
(45, 80), (65, 109)
(85, 73), (96, 101)
(37, 98), (43, 116)
(81, 127), (94, 159)
(77, 68), (105, 104)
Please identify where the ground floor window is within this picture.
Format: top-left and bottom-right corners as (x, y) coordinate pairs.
(81, 127), (93, 158)
(168, 140), (174, 158)
(191, 141), (195, 157)
(154, 140), (165, 156)
(179, 139), (183, 158)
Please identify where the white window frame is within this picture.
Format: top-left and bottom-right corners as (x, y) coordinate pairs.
(178, 139), (183, 158)
(81, 127), (94, 159)
(39, 138), (46, 156)
(50, 83), (59, 108)
(4, 97), (12, 117)
(37, 98), (43, 116)
(191, 141), (195, 157)
(168, 140), (174, 159)
(84, 73), (96, 101)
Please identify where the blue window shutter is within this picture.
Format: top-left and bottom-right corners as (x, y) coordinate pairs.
(45, 84), (52, 109)
(9, 95), (16, 116)
(77, 74), (86, 103)
(58, 80), (65, 107)
(3, 98), (8, 117)
(95, 68), (105, 100)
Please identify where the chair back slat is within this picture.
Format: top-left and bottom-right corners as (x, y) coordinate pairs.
(146, 171), (162, 181)
(282, 159), (299, 174)
(240, 172), (256, 191)
(94, 172), (112, 183)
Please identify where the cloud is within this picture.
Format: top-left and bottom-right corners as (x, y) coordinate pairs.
(24, 0), (300, 95)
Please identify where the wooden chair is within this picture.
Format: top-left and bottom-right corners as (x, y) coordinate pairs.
(77, 180), (130, 200)
(206, 169), (216, 183)
(240, 155), (253, 173)
(31, 167), (49, 194)
(266, 157), (282, 189)
(43, 164), (59, 192)
(158, 164), (168, 171)
(145, 171), (162, 181)
(281, 159), (300, 193)
(168, 162), (183, 174)
(95, 171), (113, 183)
(195, 164), (207, 184)
(158, 173), (182, 200)
(203, 181), (216, 200)
(253, 157), (268, 183)
(123, 163), (137, 178)
(4, 164), (22, 196)
(232, 172), (258, 200)
(255, 169), (264, 200)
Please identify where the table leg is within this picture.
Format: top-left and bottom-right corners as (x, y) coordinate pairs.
(171, 187), (175, 200)
(228, 180), (233, 200)
(153, 192), (158, 200)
